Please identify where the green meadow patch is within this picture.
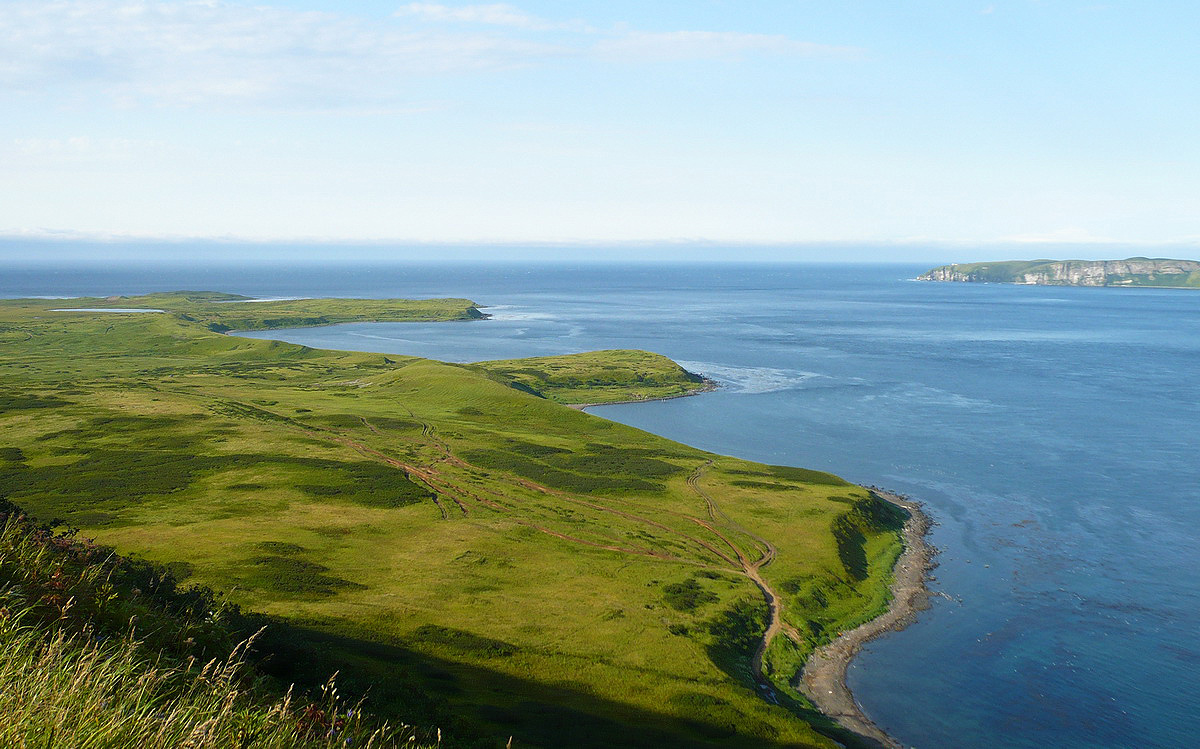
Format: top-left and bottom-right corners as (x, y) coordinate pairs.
(475, 349), (709, 404)
(662, 577), (720, 612)
(244, 553), (367, 598)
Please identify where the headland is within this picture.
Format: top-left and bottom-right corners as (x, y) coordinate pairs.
(918, 258), (1200, 287)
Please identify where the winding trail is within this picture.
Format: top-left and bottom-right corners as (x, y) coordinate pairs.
(205, 388), (926, 747)
(224, 394), (807, 691)
(686, 461), (798, 688)
(238, 394), (934, 746)
(291, 408), (745, 568)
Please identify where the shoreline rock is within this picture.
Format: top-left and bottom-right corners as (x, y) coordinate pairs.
(798, 489), (937, 749)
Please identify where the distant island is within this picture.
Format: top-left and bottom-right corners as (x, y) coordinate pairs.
(918, 258), (1200, 288)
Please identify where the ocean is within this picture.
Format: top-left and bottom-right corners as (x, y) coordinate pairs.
(4, 261), (1197, 748)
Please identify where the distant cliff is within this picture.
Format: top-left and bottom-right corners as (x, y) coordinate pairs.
(918, 258), (1200, 288)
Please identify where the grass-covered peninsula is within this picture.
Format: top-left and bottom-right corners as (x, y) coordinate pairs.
(0, 292), (907, 748)
(475, 349), (712, 405)
(918, 257), (1200, 287)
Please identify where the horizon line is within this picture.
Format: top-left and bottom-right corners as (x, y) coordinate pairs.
(3, 231), (1200, 249)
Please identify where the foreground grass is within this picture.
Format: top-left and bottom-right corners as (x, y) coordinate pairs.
(0, 292), (905, 748)
(0, 508), (434, 749)
(0, 623), (418, 749)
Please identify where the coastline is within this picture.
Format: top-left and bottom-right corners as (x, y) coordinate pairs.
(571, 376), (935, 748)
(568, 379), (718, 410)
(799, 489), (936, 749)
(219, 322), (930, 746)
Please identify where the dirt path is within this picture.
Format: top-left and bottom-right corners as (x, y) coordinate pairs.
(272, 394), (929, 746)
(797, 489), (935, 749)
(687, 462), (794, 691)
(296, 413), (746, 569)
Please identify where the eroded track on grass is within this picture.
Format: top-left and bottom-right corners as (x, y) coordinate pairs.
(687, 461), (799, 689)
(193, 393), (798, 701)
(292, 412), (749, 568)
(308, 413), (804, 673)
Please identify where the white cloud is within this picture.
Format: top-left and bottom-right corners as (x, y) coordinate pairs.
(594, 31), (861, 62)
(0, 1), (855, 110)
(0, 1), (566, 108)
(395, 3), (580, 31)
(2, 136), (177, 173)
(8, 135), (158, 156)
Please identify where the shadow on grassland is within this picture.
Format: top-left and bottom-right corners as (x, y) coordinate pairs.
(282, 623), (852, 749)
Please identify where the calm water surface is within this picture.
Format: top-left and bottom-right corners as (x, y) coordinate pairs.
(5, 262), (1197, 748)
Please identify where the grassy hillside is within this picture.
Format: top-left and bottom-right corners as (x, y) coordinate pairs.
(0, 293), (905, 748)
(475, 349), (710, 404)
(0, 502), (434, 748)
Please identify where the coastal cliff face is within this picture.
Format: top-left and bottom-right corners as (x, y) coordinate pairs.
(918, 258), (1200, 287)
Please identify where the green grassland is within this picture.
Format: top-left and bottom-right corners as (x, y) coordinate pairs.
(0, 504), (434, 748)
(0, 292), (906, 748)
(1105, 271), (1200, 287)
(30, 289), (484, 332)
(474, 350), (711, 404)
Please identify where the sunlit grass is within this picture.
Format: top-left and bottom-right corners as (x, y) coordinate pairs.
(0, 513), (436, 749)
(0, 292), (904, 748)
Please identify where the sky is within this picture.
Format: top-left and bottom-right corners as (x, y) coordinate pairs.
(1, 0), (1198, 260)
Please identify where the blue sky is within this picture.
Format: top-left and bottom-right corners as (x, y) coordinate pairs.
(2, 1), (1198, 257)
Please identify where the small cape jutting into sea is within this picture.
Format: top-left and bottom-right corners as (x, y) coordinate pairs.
(800, 490), (936, 749)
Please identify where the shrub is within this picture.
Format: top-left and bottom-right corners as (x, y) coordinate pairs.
(661, 579), (718, 612)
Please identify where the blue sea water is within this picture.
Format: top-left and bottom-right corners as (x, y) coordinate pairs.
(4, 262), (1198, 748)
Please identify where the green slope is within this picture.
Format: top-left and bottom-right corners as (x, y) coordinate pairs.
(0, 293), (904, 749)
(920, 259), (1055, 282)
(475, 349), (711, 404)
(0, 504), (434, 748)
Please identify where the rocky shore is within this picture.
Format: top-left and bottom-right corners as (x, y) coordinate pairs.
(799, 489), (936, 749)
(567, 379), (718, 410)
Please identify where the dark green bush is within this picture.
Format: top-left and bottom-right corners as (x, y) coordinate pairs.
(661, 578), (718, 612)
